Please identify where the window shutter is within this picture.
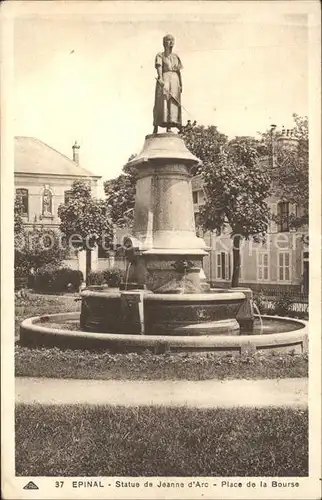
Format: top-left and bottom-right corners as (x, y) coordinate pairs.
(226, 253), (231, 281)
(278, 253), (283, 267)
(270, 203), (278, 233)
(289, 203), (297, 231)
(216, 253), (221, 279)
(264, 266), (268, 281)
(239, 253), (243, 280)
(221, 252), (226, 280)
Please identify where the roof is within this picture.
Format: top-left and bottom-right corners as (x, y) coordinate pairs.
(14, 136), (101, 178)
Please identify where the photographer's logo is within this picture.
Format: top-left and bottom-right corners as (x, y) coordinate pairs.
(23, 481), (39, 490)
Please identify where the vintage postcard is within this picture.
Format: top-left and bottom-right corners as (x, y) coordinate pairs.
(1, 1), (321, 499)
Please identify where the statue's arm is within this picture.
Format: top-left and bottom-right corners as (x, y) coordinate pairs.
(177, 55), (183, 92)
(156, 64), (163, 83)
(155, 53), (163, 84)
(178, 70), (182, 92)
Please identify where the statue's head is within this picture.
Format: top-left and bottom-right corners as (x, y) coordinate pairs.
(163, 34), (175, 49)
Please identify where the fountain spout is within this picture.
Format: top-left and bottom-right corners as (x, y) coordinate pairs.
(252, 300), (264, 334)
(124, 261), (132, 291)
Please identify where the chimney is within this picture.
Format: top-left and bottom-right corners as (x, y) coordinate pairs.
(72, 141), (80, 165)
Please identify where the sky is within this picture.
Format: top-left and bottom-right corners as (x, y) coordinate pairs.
(13, 4), (308, 186)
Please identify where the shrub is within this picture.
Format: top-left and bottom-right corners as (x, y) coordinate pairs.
(14, 227), (69, 273)
(88, 268), (124, 287)
(253, 290), (267, 313)
(87, 270), (106, 286)
(15, 265), (29, 278)
(33, 266), (83, 293)
(33, 265), (55, 292)
(103, 267), (124, 287)
(15, 265), (30, 290)
(69, 269), (83, 290)
(52, 268), (83, 292)
(273, 294), (294, 316)
(15, 276), (28, 291)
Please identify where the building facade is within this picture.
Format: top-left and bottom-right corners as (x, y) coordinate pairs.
(191, 136), (308, 295)
(14, 136), (111, 276)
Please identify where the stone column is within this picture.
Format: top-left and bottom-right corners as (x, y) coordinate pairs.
(91, 246), (99, 271)
(124, 133), (208, 291)
(78, 249), (86, 279)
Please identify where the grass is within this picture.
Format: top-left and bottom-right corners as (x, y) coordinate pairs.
(15, 294), (308, 478)
(15, 346), (308, 380)
(15, 404), (308, 477)
(15, 293), (81, 338)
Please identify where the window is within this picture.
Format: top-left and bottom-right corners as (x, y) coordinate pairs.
(194, 213), (203, 234)
(98, 245), (110, 259)
(257, 252), (269, 281)
(269, 203), (278, 233)
(277, 202), (289, 232)
(302, 251), (309, 294)
(98, 234), (111, 258)
(198, 190), (205, 204)
(16, 188), (28, 217)
(192, 191), (198, 204)
(278, 252), (291, 282)
(64, 190), (73, 204)
(216, 252), (231, 280)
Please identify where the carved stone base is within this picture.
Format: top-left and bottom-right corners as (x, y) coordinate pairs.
(80, 289), (246, 336)
(127, 254), (205, 292)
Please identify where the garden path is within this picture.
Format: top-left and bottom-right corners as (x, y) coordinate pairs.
(16, 377), (307, 408)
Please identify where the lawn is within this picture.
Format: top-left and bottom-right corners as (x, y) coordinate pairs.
(15, 404), (308, 477)
(15, 294), (308, 479)
(15, 293), (81, 338)
(15, 345), (308, 380)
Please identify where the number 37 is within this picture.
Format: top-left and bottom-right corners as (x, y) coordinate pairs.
(55, 481), (64, 488)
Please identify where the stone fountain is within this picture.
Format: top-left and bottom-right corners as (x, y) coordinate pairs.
(19, 34), (308, 354)
(80, 131), (251, 337)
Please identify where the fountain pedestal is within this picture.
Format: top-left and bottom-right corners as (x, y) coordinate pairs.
(124, 133), (207, 292)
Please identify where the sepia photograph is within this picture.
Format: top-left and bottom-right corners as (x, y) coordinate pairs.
(1, 1), (321, 499)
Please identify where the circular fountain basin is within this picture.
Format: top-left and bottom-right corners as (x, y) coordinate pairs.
(19, 312), (308, 355)
(80, 289), (246, 336)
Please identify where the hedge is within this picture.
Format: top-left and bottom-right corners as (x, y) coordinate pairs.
(33, 266), (83, 293)
(87, 267), (124, 287)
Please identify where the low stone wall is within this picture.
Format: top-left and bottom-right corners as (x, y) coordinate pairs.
(19, 312), (308, 355)
(210, 282), (303, 296)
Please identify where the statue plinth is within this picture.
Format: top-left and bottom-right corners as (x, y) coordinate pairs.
(124, 133), (208, 292)
(128, 133), (200, 166)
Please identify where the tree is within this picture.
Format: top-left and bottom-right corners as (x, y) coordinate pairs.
(14, 195), (24, 237)
(58, 180), (113, 282)
(183, 125), (271, 287)
(104, 156), (137, 228)
(14, 194), (69, 276)
(273, 114), (308, 228)
(103, 128), (227, 228)
(258, 114), (308, 229)
(15, 226), (69, 275)
(180, 122), (228, 175)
